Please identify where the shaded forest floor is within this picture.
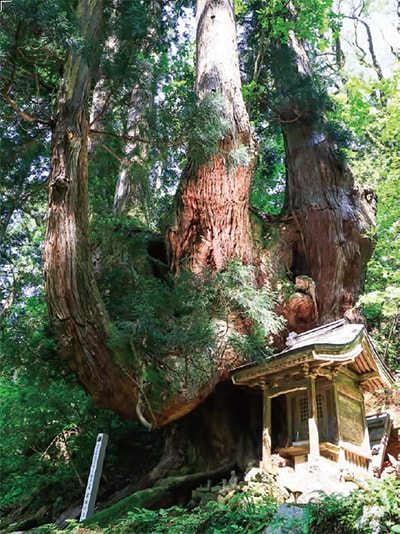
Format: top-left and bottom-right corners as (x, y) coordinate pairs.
(3, 430), (400, 534)
(2, 387), (400, 533)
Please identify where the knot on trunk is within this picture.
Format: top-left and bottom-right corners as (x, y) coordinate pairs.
(51, 175), (70, 203)
(65, 127), (82, 151)
(283, 276), (318, 333)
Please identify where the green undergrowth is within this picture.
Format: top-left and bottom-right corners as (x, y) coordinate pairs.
(83, 495), (276, 533)
(22, 475), (400, 534)
(105, 256), (285, 412)
(85, 487), (172, 528)
(26, 492), (278, 534)
(308, 475), (400, 534)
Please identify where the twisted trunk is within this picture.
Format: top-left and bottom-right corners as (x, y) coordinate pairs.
(274, 32), (376, 327)
(43, 0), (138, 419)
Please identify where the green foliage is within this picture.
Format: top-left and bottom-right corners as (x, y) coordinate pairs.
(148, 39), (196, 216)
(94, 228), (265, 371)
(0, 0), (70, 122)
(334, 72), (400, 184)
(1, 296), (89, 519)
(212, 260), (286, 361)
(359, 287), (400, 320)
(227, 145), (253, 173)
(107, 265), (217, 379)
(78, 487), (173, 529)
(309, 476), (400, 533)
(106, 255), (284, 407)
(0, 292), (161, 526)
(18, 491), (276, 533)
(335, 69), (400, 369)
(182, 90), (252, 171)
(85, 491), (277, 533)
(186, 93), (230, 166)
(16, 477), (400, 534)
(249, 133), (286, 215)
(236, 0), (339, 46)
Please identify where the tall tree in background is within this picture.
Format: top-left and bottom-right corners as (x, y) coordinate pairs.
(112, 63), (153, 220)
(111, 1), (163, 221)
(87, 0), (166, 222)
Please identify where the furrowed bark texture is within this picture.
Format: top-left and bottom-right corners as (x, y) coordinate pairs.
(276, 32), (376, 326)
(43, 0), (138, 419)
(166, 0), (255, 275)
(282, 123), (375, 324)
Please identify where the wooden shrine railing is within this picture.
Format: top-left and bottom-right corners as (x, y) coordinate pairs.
(278, 441), (371, 473)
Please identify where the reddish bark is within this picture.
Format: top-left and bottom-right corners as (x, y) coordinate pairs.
(280, 120), (375, 324)
(167, 157), (254, 274)
(270, 32), (376, 326)
(166, 0), (256, 276)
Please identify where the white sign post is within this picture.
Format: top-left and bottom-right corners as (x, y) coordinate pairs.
(80, 433), (109, 521)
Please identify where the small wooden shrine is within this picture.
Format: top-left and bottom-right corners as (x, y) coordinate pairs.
(231, 320), (394, 475)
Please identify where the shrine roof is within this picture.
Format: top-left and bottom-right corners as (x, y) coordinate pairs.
(281, 319), (364, 352)
(231, 319), (394, 392)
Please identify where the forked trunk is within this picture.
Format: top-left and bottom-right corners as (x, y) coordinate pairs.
(43, 0), (260, 427)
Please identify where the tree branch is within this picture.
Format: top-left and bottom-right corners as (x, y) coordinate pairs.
(96, 140), (129, 165)
(3, 94), (51, 125)
(90, 128), (150, 144)
(346, 15), (384, 81)
(380, 29), (400, 60)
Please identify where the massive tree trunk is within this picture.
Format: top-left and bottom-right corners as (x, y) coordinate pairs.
(281, 122), (375, 324)
(43, 0), (259, 428)
(272, 31), (376, 329)
(43, 0), (139, 420)
(42, 0), (375, 433)
(166, 0), (256, 276)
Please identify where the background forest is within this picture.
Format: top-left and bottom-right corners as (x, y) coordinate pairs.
(0, 0), (399, 531)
